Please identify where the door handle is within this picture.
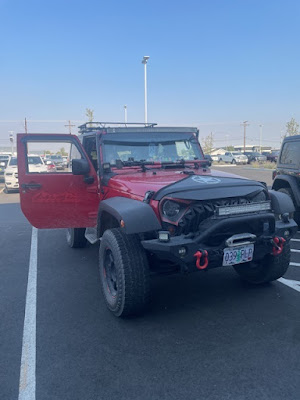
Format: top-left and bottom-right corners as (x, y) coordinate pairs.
(21, 183), (42, 190)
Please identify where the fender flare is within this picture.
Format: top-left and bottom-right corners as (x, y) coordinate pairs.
(268, 190), (295, 214)
(272, 174), (300, 206)
(97, 197), (161, 236)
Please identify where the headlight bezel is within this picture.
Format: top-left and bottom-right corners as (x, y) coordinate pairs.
(160, 198), (190, 224)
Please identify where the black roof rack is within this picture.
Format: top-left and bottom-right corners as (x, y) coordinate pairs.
(78, 122), (157, 133)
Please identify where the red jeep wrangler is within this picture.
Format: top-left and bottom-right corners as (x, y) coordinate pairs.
(17, 122), (297, 317)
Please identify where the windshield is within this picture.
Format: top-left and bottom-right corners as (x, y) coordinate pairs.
(28, 156), (43, 165)
(103, 138), (202, 165)
(9, 157), (18, 166)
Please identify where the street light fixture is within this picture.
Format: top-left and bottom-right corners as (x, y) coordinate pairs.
(142, 56), (150, 123)
(9, 131), (14, 155)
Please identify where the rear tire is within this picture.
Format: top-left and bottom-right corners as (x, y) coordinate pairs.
(66, 228), (87, 248)
(233, 242), (290, 284)
(99, 228), (150, 317)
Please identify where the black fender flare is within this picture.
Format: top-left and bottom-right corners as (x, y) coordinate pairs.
(268, 190), (295, 214)
(272, 174), (300, 206)
(97, 197), (161, 236)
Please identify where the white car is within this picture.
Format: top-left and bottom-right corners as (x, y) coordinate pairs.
(4, 155), (47, 193)
(219, 151), (248, 165)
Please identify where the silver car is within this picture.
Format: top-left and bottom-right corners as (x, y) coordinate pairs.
(220, 152), (248, 165)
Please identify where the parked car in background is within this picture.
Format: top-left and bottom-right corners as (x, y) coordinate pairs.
(0, 154), (10, 180)
(220, 151), (248, 164)
(243, 152), (267, 163)
(4, 155), (47, 192)
(62, 156), (69, 167)
(272, 135), (300, 225)
(263, 150), (280, 163)
(45, 155), (64, 170)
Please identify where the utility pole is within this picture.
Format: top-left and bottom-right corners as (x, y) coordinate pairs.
(64, 120), (75, 134)
(241, 121), (250, 153)
(124, 105), (127, 123)
(225, 134), (229, 150)
(259, 124), (263, 153)
(25, 118), (28, 133)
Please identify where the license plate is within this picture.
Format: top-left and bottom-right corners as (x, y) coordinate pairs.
(223, 244), (254, 266)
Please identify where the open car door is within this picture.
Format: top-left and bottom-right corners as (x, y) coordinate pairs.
(17, 134), (99, 229)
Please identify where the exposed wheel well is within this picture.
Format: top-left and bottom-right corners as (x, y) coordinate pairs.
(97, 211), (119, 237)
(273, 179), (290, 191)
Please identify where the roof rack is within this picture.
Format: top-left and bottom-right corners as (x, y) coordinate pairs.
(78, 122), (157, 133)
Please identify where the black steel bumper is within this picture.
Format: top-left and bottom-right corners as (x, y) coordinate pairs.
(141, 213), (298, 272)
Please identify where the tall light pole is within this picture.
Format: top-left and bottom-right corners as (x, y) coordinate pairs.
(241, 121), (250, 152)
(142, 56), (150, 123)
(9, 131), (14, 155)
(124, 105), (127, 123)
(259, 124), (263, 153)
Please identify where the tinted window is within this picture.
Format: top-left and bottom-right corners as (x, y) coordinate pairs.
(280, 142), (300, 166)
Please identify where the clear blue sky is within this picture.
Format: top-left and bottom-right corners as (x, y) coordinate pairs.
(0, 0), (299, 148)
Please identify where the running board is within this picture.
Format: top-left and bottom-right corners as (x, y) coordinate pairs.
(85, 227), (99, 244)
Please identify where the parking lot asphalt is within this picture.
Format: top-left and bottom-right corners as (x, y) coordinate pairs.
(1, 167), (300, 400)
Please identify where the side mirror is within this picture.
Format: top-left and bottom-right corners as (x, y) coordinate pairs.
(72, 158), (90, 175)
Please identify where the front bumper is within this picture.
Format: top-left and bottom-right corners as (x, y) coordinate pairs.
(141, 213), (297, 273)
(5, 174), (19, 189)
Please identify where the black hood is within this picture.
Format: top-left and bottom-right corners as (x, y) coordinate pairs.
(153, 175), (266, 201)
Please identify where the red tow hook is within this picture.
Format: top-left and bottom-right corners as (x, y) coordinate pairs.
(272, 237), (286, 256)
(194, 250), (209, 270)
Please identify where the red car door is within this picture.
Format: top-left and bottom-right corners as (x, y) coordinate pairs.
(17, 134), (100, 229)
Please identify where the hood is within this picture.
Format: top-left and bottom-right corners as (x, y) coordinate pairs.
(107, 168), (265, 200)
(5, 165), (18, 173)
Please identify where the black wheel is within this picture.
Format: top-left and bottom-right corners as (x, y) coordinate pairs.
(4, 185), (10, 193)
(66, 228), (87, 248)
(99, 228), (150, 317)
(233, 242), (290, 284)
(231, 159), (236, 164)
(277, 187), (300, 225)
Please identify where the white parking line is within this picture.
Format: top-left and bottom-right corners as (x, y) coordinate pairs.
(291, 238), (300, 242)
(290, 262), (300, 267)
(278, 278), (300, 293)
(18, 227), (38, 400)
(291, 249), (300, 253)
(0, 187), (4, 194)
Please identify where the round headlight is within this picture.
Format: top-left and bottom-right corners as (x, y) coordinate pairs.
(162, 200), (181, 218)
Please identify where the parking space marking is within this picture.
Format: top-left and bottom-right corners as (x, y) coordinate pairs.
(290, 262), (300, 267)
(18, 227), (38, 400)
(291, 238), (300, 242)
(291, 249), (300, 253)
(278, 278), (300, 293)
(0, 187), (4, 194)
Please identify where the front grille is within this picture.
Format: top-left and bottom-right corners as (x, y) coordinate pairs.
(173, 196), (267, 237)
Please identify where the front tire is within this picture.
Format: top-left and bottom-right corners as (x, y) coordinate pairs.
(233, 242), (290, 284)
(231, 159), (236, 164)
(99, 228), (150, 317)
(66, 228), (87, 248)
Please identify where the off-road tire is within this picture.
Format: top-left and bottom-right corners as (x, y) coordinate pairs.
(277, 187), (300, 225)
(233, 242), (290, 284)
(66, 228), (87, 248)
(99, 228), (150, 317)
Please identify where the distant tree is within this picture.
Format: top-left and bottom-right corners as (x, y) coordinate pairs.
(286, 117), (299, 136)
(57, 147), (68, 156)
(44, 150), (51, 155)
(226, 145), (235, 151)
(202, 133), (214, 154)
(86, 108), (94, 122)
